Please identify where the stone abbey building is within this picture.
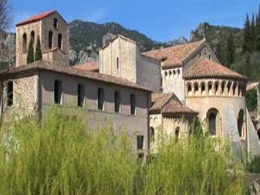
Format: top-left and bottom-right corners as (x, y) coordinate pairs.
(0, 10), (260, 157)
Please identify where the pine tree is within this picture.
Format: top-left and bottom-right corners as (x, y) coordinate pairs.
(243, 13), (253, 53)
(35, 36), (42, 61)
(27, 39), (34, 64)
(225, 34), (235, 68)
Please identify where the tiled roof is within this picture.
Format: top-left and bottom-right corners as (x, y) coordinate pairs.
(74, 62), (99, 72)
(246, 81), (259, 91)
(0, 61), (151, 92)
(150, 93), (197, 115)
(142, 39), (204, 69)
(183, 58), (247, 80)
(16, 10), (56, 26)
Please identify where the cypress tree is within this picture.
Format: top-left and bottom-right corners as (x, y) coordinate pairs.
(27, 39), (34, 64)
(35, 36), (42, 61)
(243, 13), (252, 53)
(226, 34), (235, 68)
(250, 13), (256, 51)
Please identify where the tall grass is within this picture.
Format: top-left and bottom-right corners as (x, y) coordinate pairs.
(0, 106), (245, 194)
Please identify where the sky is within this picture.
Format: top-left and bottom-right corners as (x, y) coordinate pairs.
(9, 0), (260, 42)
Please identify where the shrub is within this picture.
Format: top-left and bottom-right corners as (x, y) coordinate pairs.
(0, 106), (246, 194)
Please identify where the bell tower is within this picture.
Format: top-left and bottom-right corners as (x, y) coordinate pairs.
(16, 10), (69, 67)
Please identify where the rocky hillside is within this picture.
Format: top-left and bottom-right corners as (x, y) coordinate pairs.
(191, 22), (243, 55)
(69, 20), (187, 65)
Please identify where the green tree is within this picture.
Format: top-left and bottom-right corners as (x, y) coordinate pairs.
(256, 6), (260, 51)
(27, 39), (34, 64)
(243, 14), (253, 53)
(250, 13), (256, 51)
(225, 34), (235, 67)
(34, 36), (42, 61)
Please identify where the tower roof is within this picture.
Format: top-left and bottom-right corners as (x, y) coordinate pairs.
(183, 58), (247, 80)
(16, 10), (65, 26)
(142, 39), (205, 69)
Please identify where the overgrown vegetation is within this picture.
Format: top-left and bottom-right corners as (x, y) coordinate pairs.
(0, 107), (246, 194)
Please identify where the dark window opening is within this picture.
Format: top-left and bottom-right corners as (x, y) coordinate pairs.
(208, 83), (212, 92)
(58, 33), (62, 49)
(116, 57), (119, 70)
(215, 83), (219, 93)
(98, 88), (104, 110)
(22, 33), (27, 53)
(150, 127), (155, 142)
(7, 81), (13, 106)
(221, 82), (225, 94)
(201, 83), (206, 93)
(130, 94), (136, 115)
(175, 127), (180, 139)
(77, 84), (84, 107)
(54, 80), (62, 104)
(208, 112), (217, 135)
(257, 130), (260, 140)
(188, 84), (192, 93)
(114, 91), (121, 113)
(48, 31), (53, 49)
(237, 110), (244, 137)
(30, 31), (35, 43)
(194, 83), (199, 93)
(137, 135), (144, 150)
(54, 18), (58, 29)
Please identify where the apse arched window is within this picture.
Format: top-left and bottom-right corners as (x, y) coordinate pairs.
(58, 33), (62, 49)
(150, 127), (155, 142)
(48, 31), (53, 49)
(175, 126), (180, 139)
(30, 31), (35, 43)
(237, 109), (244, 137)
(208, 82), (213, 95)
(201, 82), (206, 95)
(22, 33), (27, 53)
(232, 83), (237, 96)
(54, 18), (58, 29)
(187, 83), (192, 95)
(227, 82), (231, 95)
(215, 82), (219, 95)
(207, 108), (219, 135)
(221, 82), (225, 95)
(194, 82), (199, 95)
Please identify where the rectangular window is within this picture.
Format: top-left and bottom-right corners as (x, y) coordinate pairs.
(130, 94), (136, 115)
(116, 57), (119, 70)
(137, 135), (144, 150)
(54, 80), (62, 104)
(114, 91), (121, 113)
(77, 84), (84, 107)
(7, 81), (13, 106)
(98, 88), (104, 110)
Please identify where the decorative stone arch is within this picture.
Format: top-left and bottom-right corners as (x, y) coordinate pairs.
(22, 33), (27, 53)
(221, 81), (225, 95)
(30, 31), (35, 43)
(150, 127), (155, 142)
(214, 81), (220, 95)
(187, 82), (192, 96)
(237, 109), (244, 137)
(201, 82), (206, 95)
(207, 108), (221, 135)
(194, 82), (199, 95)
(208, 81), (213, 95)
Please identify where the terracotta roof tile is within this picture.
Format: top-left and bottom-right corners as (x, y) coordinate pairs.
(0, 61), (151, 92)
(150, 93), (197, 115)
(74, 62), (99, 72)
(183, 58), (247, 80)
(142, 40), (204, 69)
(246, 81), (259, 91)
(16, 10), (56, 26)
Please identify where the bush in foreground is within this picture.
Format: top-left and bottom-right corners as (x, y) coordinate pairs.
(0, 107), (245, 194)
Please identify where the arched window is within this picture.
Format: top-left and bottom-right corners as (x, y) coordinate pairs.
(150, 127), (155, 142)
(22, 33), (27, 53)
(164, 71), (168, 78)
(173, 70), (176, 76)
(194, 82), (199, 95)
(187, 83), (192, 95)
(30, 31), (35, 43)
(54, 18), (58, 29)
(58, 33), (62, 49)
(208, 82), (213, 95)
(207, 108), (219, 135)
(48, 31), (53, 49)
(177, 69), (180, 77)
(169, 70), (172, 77)
(227, 82), (231, 95)
(237, 109), (244, 137)
(175, 126), (180, 139)
(201, 82), (206, 95)
(232, 83), (237, 96)
(221, 81), (225, 95)
(215, 82), (219, 95)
